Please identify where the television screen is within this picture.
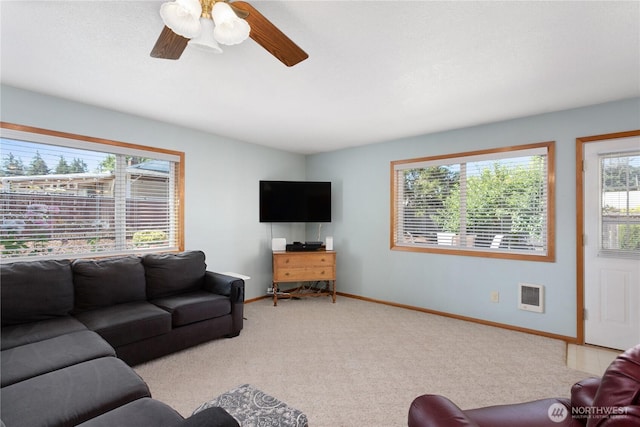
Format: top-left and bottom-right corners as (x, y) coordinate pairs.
(259, 180), (331, 223)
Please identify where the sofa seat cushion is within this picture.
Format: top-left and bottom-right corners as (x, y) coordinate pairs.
(1, 316), (87, 350)
(72, 256), (147, 313)
(144, 251), (206, 299)
(0, 357), (150, 427)
(75, 398), (184, 427)
(1, 259), (74, 326)
(74, 302), (171, 347)
(1, 330), (115, 387)
(152, 291), (231, 327)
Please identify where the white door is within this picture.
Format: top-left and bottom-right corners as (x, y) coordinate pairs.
(584, 136), (640, 351)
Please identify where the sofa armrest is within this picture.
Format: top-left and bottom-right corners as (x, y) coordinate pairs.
(203, 272), (244, 303)
(465, 398), (578, 427)
(203, 272), (244, 336)
(409, 395), (480, 427)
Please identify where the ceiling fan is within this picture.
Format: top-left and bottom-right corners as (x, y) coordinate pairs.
(150, 0), (308, 67)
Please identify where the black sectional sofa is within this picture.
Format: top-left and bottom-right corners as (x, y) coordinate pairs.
(1, 250), (244, 427)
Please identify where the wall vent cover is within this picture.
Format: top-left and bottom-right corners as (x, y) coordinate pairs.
(518, 283), (544, 313)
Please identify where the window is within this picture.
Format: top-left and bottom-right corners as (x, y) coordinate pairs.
(391, 142), (555, 261)
(0, 123), (184, 261)
(599, 151), (640, 258)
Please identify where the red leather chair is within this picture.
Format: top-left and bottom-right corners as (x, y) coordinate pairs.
(408, 344), (640, 427)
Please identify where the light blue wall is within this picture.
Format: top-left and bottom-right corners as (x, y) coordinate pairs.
(306, 97), (640, 338)
(0, 85), (306, 300)
(3, 84), (639, 336)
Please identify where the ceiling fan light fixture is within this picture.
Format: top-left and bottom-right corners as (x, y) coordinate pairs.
(212, 1), (250, 46)
(160, 0), (203, 38)
(188, 18), (223, 54)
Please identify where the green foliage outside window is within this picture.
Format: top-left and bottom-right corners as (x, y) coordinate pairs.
(619, 225), (640, 251)
(434, 158), (546, 247)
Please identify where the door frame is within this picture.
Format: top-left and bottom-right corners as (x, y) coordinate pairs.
(575, 129), (640, 344)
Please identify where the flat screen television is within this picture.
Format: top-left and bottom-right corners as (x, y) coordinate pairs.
(259, 180), (331, 223)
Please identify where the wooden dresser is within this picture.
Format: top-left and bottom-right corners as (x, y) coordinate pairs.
(271, 250), (336, 306)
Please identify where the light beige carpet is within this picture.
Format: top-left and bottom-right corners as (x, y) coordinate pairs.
(135, 296), (589, 426)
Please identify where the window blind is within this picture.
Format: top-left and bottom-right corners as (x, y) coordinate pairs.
(599, 151), (640, 258)
(0, 127), (182, 261)
(391, 143), (553, 260)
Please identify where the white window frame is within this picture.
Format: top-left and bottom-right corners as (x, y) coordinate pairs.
(0, 122), (184, 262)
(390, 141), (555, 262)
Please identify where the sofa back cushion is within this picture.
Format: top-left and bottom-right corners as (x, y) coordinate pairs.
(143, 251), (206, 299)
(1, 259), (74, 326)
(587, 344), (640, 427)
(72, 256), (146, 313)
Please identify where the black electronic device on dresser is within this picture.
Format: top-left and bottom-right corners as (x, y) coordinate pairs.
(285, 241), (324, 252)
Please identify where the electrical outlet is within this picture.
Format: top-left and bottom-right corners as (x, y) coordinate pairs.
(490, 291), (500, 303)
(267, 287), (273, 294)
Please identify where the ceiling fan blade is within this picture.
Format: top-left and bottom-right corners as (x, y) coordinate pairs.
(231, 1), (308, 67)
(150, 26), (189, 60)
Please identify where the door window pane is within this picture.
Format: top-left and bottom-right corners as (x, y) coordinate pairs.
(600, 151), (640, 257)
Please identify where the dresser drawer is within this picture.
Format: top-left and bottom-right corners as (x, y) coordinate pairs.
(274, 252), (335, 269)
(274, 266), (335, 282)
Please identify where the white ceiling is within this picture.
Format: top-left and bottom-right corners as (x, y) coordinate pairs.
(1, 1), (639, 154)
